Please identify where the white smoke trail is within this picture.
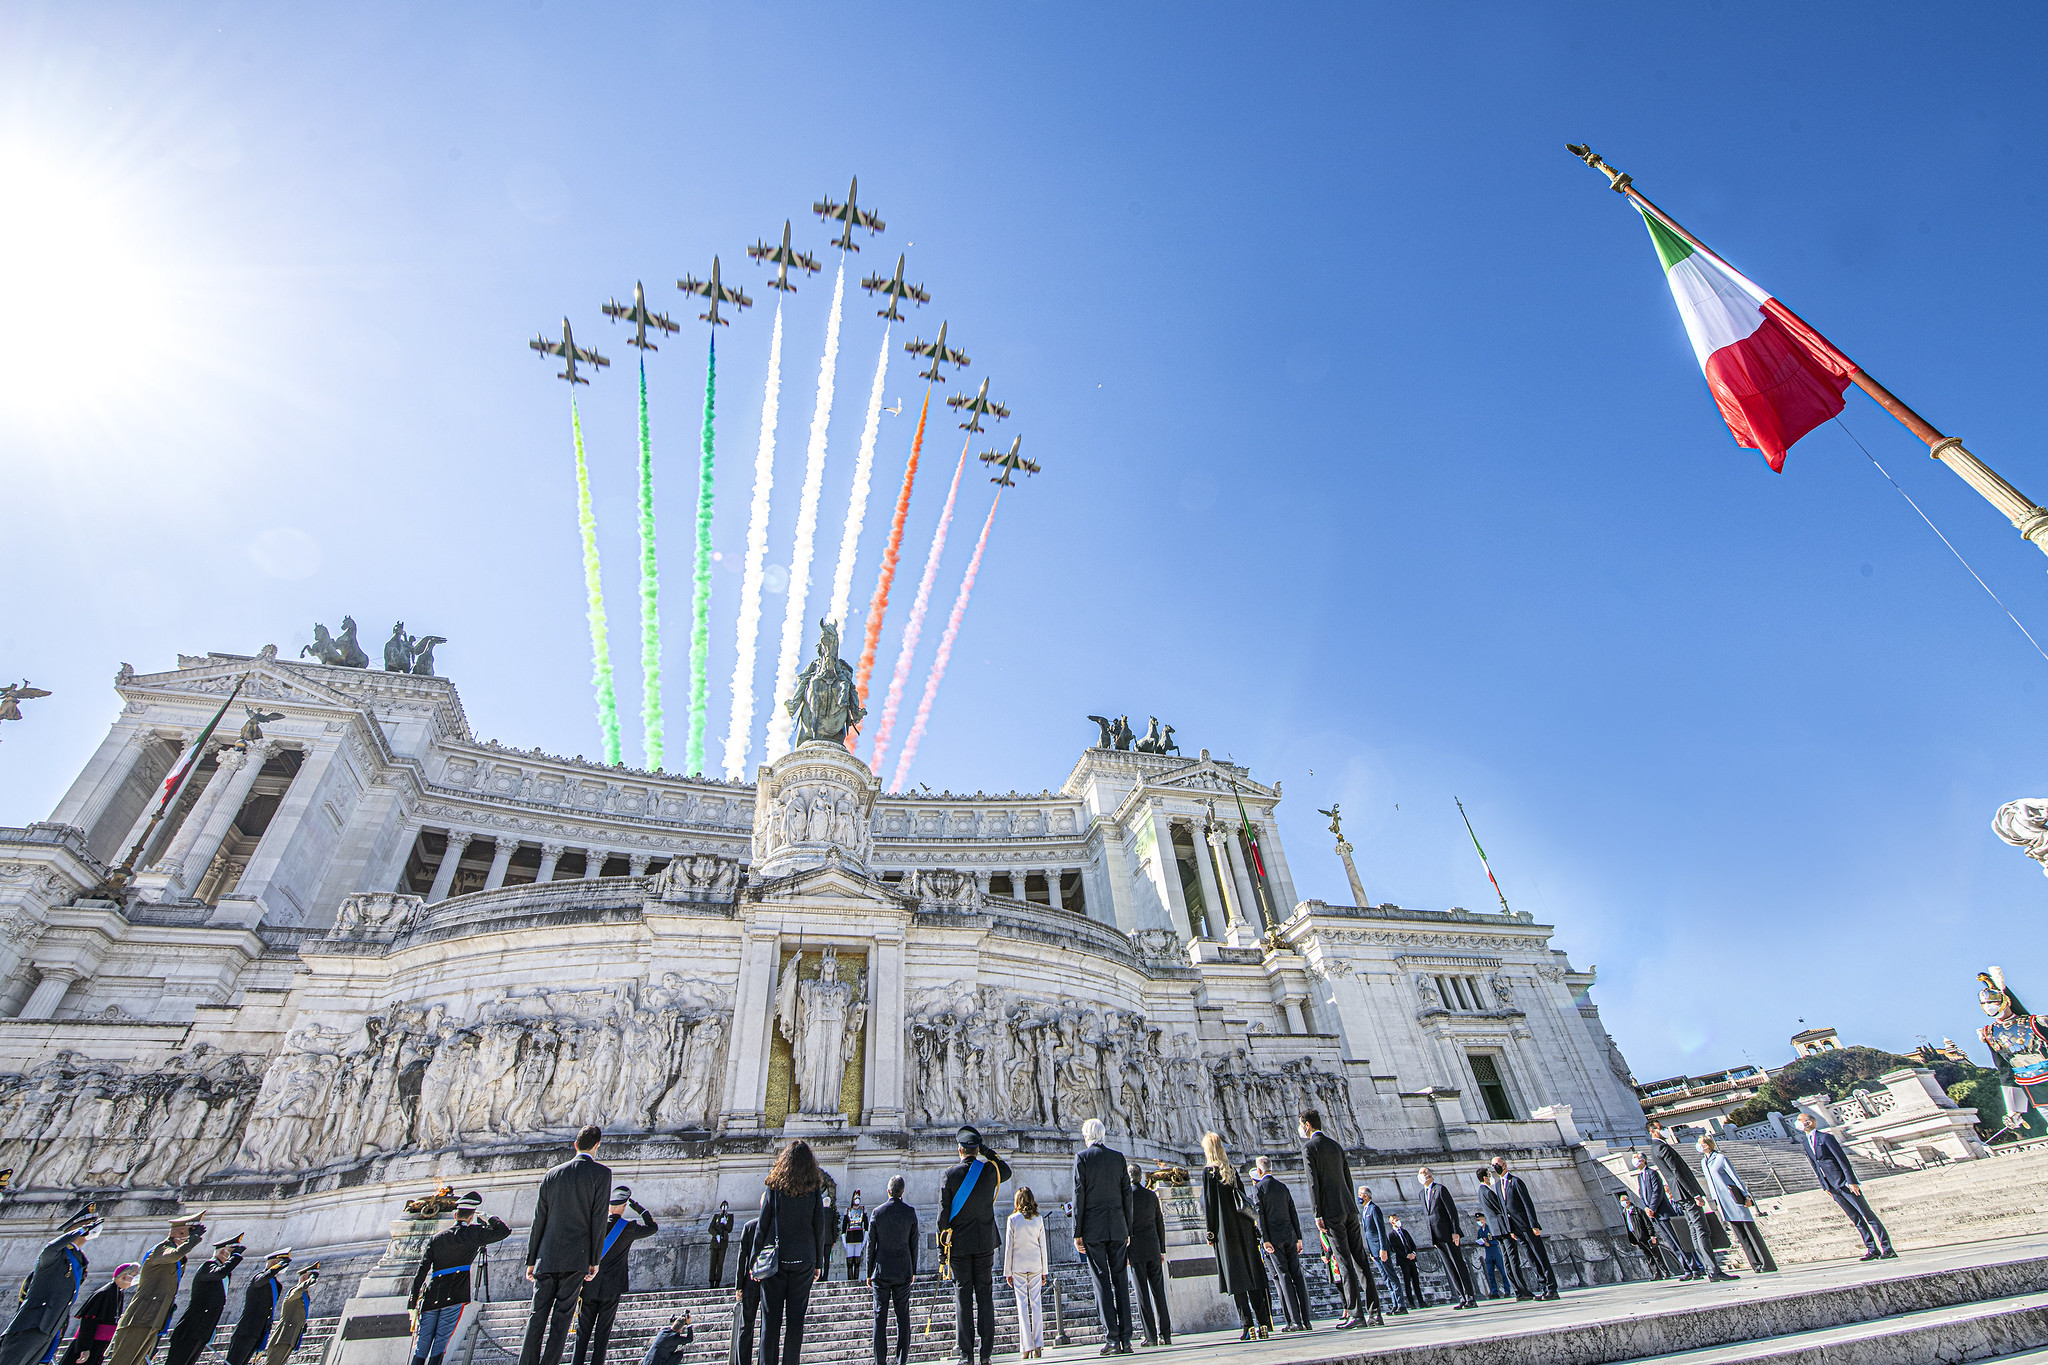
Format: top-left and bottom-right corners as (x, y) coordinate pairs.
(869, 440), (966, 779)
(721, 299), (785, 780)
(763, 260), (845, 760)
(892, 494), (997, 792)
(828, 325), (890, 635)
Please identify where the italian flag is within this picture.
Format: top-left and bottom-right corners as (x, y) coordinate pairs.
(1641, 210), (1856, 472)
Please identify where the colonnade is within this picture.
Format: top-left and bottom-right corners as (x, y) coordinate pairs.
(415, 829), (664, 903)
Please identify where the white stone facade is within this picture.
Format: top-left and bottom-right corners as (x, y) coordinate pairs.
(0, 652), (1646, 1305)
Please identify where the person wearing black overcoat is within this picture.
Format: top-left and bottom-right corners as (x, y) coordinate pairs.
(1645, 1122), (1735, 1281)
(1199, 1134), (1271, 1340)
(1123, 1168), (1170, 1348)
(1613, 1194), (1669, 1279)
(757, 1142), (834, 1365)
(1631, 1154), (1704, 1278)
(1386, 1220), (1422, 1307)
(164, 1237), (246, 1365)
(520, 1127), (613, 1365)
(1071, 1119), (1133, 1354)
(937, 1127), (1014, 1365)
(0, 1213), (101, 1365)
(1296, 1111), (1379, 1328)
(1251, 1158), (1311, 1332)
(1474, 1172), (1531, 1301)
(866, 1177), (919, 1365)
(730, 1219), (762, 1365)
(572, 1187), (658, 1365)
(56, 1262), (134, 1365)
(223, 1254), (291, 1365)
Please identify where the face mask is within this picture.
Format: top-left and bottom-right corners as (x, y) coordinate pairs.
(83, 1227), (103, 1242)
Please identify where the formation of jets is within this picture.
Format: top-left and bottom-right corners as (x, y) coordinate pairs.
(904, 322), (970, 383)
(947, 376), (1009, 432)
(979, 435), (1039, 487)
(748, 220), (821, 293)
(528, 175), (1045, 490)
(601, 282), (679, 351)
(530, 318), (609, 385)
(677, 256), (753, 327)
(860, 254), (929, 321)
(813, 176), (885, 251)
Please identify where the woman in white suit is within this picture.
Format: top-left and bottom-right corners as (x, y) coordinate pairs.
(1696, 1136), (1777, 1272)
(1004, 1187), (1050, 1359)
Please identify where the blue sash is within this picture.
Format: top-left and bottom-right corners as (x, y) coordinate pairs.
(431, 1264), (470, 1279)
(949, 1157), (989, 1222)
(601, 1218), (630, 1259)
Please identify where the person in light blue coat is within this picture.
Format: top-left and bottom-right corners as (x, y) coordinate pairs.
(1695, 1137), (1776, 1273)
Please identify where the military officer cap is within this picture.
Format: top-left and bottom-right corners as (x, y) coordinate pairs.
(266, 1248), (293, 1266)
(956, 1126), (981, 1151)
(214, 1233), (245, 1248)
(610, 1185), (632, 1203)
(457, 1192), (483, 1211)
(60, 1209), (103, 1236)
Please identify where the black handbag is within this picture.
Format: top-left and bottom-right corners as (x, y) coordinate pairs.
(748, 1191), (781, 1280)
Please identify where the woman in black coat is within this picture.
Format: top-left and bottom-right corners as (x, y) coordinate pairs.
(1200, 1133), (1272, 1340)
(757, 1140), (833, 1365)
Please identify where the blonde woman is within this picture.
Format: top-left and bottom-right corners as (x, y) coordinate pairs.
(1004, 1187), (1049, 1359)
(1200, 1133), (1272, 1340)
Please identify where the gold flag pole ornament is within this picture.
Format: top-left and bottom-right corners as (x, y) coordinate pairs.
(1567, 144), (2048, 558)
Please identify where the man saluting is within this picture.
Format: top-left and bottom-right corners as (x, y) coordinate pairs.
(164, 1234), (245, 1365)
(938, 1126), (1013, 1365)
(572, 1187), (658, 1365)
(408, 1193), (510, 1365)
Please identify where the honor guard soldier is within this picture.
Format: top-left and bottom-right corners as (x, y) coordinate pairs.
(840, 1193), (869, 1282)
(938, 1126), (1013, 1365)
(408, 1192), (511, 1365)
(572, 1187), (658, 1365)
(263, 1266), (318, 1365)
(164, 1235), (245, 1365)
(224, 1252), (291, 1365)
(706, 1203), (734, 1288)
(0, 1210), (102, 1365)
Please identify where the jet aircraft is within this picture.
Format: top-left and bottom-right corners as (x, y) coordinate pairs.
(747, 220), (821, 293)
(946, 376), (1009, 432)
(813, 176), (885, 251)
(904, 322), (970, 383)
(600, 282), (680, 351)
(677, 256), (753, 327)
(530, 318), (609, 385)
(859, 253), (929, 321)
(979, 435), (1039, 487)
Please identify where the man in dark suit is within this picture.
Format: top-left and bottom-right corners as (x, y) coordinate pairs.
(732, 1218), (763, 1365)
(1386, 1218), (1423, 1307)
(1646, 1122), (1737, 1282)
(1072, 1118), (1133, 1355)
(572, 1186), (659, 1365)
(938, 1126), (1014, 1365)
(1613, 1193), (1668, 1280)
(0, 1210), (100, 1365)
(1473, 1170), (1531, 1300)
(866, 1176), (919, 1365)
(1358, 1189), (1405, 1315)
(707, 1203), (733, 1288)
(1297, 1109), (1381, 1329)
(1251, 1157), (1311, 1332)
(638, 1315), (692, 1365)
(1124, 1166), (1170, 1347)
(1417, 1168), (1476, 1310)
(1492, 1156), (1559, 1300)
(1631, 1153), (1704, 1278)
(1794, 1113), (1895, 1261)
(521, 1125), (612, 1365)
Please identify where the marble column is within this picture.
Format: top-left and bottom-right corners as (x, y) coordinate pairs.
(148, 749), (241, 881)
(973, 869), (991, 897)
(1280, 997), (1307, 1035)
(536, 843), (565, 883)
(1335, 837), (1368, 908)
(229, 741), (329, 912)
(164, 743), (271, 898)
(17, 968), (81, 1021)
(583, 848), (609, 879)
(482, 837), (516, 891)
(628, 854), (651, 878)
(866, 928), (907, 1126)
(1191, 828), (1226, 939)
(55, 728), (150, 859)
(425, 831), (472, 904)
(1209, 823), (1254, 947)
(1223, 828), (1265, 933)
(1150, 811), (1189, 933)
(112, 750), (180, 872)
(720, 923), (785, 1133)
(1045, 869), (1064, 911)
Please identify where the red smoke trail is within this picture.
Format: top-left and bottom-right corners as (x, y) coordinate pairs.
(892, 495), (998, 791)
(855, 389), (929, 706)
(868, 439), (966, 778)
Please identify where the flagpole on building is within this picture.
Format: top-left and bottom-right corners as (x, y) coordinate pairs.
(91, 675), (248, 901)
(1567, 144), (2048, 558)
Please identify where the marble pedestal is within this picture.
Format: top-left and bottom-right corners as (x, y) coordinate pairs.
(332, 1217), (442, 1365)
(1154, 1182), (1242, 1335)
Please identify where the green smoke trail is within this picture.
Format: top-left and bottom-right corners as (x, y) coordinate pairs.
(687, 335), (717, 774)
(636, 356), (663, 770)
(571, 397), (621, 765)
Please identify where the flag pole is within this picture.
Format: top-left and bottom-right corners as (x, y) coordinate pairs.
(1566, 144), (2048, 557)
(91, 675), (247, 900)
(1454, 797), (1514, 917)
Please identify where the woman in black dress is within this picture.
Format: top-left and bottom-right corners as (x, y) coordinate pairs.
(1200, 1132), (1272, 1340)
(58, 1264), (137, 1365)
(757, 1139), (833, 1365)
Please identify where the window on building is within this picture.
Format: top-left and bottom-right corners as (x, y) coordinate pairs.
(1468, 1053), (1515, 1121)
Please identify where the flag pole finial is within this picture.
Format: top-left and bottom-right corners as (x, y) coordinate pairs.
(1565, 143), (1631, 193)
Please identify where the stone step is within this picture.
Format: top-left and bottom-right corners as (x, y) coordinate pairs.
(1748, 1146), (2048, 1266)
(1622, 1289), (2048, 1364)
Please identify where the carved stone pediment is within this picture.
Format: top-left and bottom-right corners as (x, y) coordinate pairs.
(132, 660), (358, 713)
(651, 853), (742, 904)
(328, 891), (424, 944)
(1152, 763), (1277, 800)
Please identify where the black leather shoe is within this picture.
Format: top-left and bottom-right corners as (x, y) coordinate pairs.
(1100, 1347), (1120, 1357)
(1880, 1250), (1898, 1259)
(1388, 1307), (1407, 1316)
(1541, 1291), (1561, 1301)
(1368, 1315), (1384, 1328)
(1859, 1251), (1882, 1262)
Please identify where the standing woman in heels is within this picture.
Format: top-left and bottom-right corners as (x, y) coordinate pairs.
(1200, 1133), (1273, 1341)
(757, 1140), (833, 1365)
(1003, 1188), (1048, 1360)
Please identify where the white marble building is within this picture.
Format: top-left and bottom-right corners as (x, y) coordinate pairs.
(0, 650), (1646, 1305)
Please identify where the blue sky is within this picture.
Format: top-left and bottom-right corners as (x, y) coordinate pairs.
(3, 1), (2046, 1085)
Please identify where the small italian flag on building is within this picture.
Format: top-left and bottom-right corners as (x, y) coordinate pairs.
(1641, 210), (1857, 472)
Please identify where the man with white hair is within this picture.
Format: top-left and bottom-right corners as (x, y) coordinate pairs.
(1072, 1119), (1133, 1355)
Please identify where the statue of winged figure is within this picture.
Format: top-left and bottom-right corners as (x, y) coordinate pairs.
(0, 681), (52, 724)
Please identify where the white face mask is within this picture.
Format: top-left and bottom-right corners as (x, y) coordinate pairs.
(82, 1226), (103, 1242)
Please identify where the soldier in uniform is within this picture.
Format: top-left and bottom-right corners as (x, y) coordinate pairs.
(224, 1252), (291, 1365)
(937, 1127), (1013, 1365)
(0, 1211), (102, 1365)
(706, 1203), (734, 1289)
(407, 1193), (510, 1365)
(571, 1188), (658, 1365)
(840, 1192), (869, 1283)
(164, 1235), (245, 1365)
(1980, 968), (2048, 1138)
(104, 1217), (205, 1365)
(263, 1267), (318, 1365)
